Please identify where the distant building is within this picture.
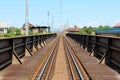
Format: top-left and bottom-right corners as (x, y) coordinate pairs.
(113, 23), (120, 28)
(0, 22), (8, 34)
(20, 23), (35, 34)
(31, 26), (50, 33)
(20, 23), (50, 34)
(65, 27), (80, 33)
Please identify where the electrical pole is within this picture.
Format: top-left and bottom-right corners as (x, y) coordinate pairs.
(52, 15), (54, 28)
(47, 11), (50, 27)
(60, 0), (62, 23)
(67, 20), (68, 28)
(47, 11), (50, 33)
(26, 0), (28, 35)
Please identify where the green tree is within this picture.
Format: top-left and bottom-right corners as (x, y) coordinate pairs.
(6, 27), (21, 36)
(75, 25), (111, 35)
(15, 28), (21, 35)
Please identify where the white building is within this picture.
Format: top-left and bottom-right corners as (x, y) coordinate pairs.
(0, 22), (8, 34)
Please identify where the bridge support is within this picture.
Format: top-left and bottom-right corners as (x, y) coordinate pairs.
(38, 42), (42, 48)
(25, 46), (33, 56)
(99, 50), (109, 64)
(41, 41), (45, 47)
(12, 50), (22, 64)
(89, 46), (96, 56)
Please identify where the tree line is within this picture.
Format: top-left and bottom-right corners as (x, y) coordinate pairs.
(0, 27), (42, 37)
(0, 27), (21, 37)
(76, 25), (111, 34)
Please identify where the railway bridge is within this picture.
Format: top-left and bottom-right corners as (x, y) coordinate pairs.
(0, 33), (119, 80)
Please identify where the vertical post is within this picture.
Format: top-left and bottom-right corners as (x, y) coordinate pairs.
(37, 36), (41, 48)
(60, 0), (62, 24)
(12, 39), (22, 64)
(94, 36), (97, 56)
(26, 0), (28, 35)
(51, 15), (53, 33)
(84, 36), (89, 51)
(47, 11), (50, 33)
(105, 38), (112, 64)
(99, 38), (110, 64)
(40, 36), (43, 48)
(89, 36), (97, 56)
(48, 27), (50, 33)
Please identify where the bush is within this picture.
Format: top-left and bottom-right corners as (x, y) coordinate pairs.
(77, 25), (111, 34)
(4, 32), (14, 37)
(7, 27), (21, 36)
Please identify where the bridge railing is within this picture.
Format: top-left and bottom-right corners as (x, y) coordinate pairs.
(0, 33), (56, 70)
(66, 33), (120, 70)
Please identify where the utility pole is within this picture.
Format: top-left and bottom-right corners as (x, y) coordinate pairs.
(52, 15), (54, 28)
(67, 20), (68, 28)
(60, 0), (62, 23)
(47, 11), (50, 27)
(47, 11), (50, 33)
(60, 0), (63, 32)
(26, 0), (28, 35)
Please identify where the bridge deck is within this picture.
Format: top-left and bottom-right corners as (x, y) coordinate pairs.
(66, 37), (120, 80)
(0, 36), (119, 80)
(51, 36), (70, 80)
(0, 38), (56, 80)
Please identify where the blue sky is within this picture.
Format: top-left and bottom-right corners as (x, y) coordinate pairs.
(0, 0), (120, 31)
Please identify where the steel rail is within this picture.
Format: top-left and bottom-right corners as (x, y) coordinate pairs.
(63, 37), (76, 80)
(37, 37), (59, 80)
(66, 37), (92, 80)
(64, 37), (84, 80)
(44, 37), (60, 80)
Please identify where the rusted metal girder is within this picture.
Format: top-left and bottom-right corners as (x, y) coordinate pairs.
(0, 33), (56, 70)
(66, 33), (120, 72)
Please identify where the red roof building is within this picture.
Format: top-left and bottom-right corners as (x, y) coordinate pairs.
(66, 27), (80, 33)
(114, 23), (120, 28)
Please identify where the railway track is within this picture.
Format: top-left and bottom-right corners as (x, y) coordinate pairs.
(36, 36), (60, 80)
(26, 36), (59, 80)
(63, 36), (90, 80)
(35, 35), (89, 80)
